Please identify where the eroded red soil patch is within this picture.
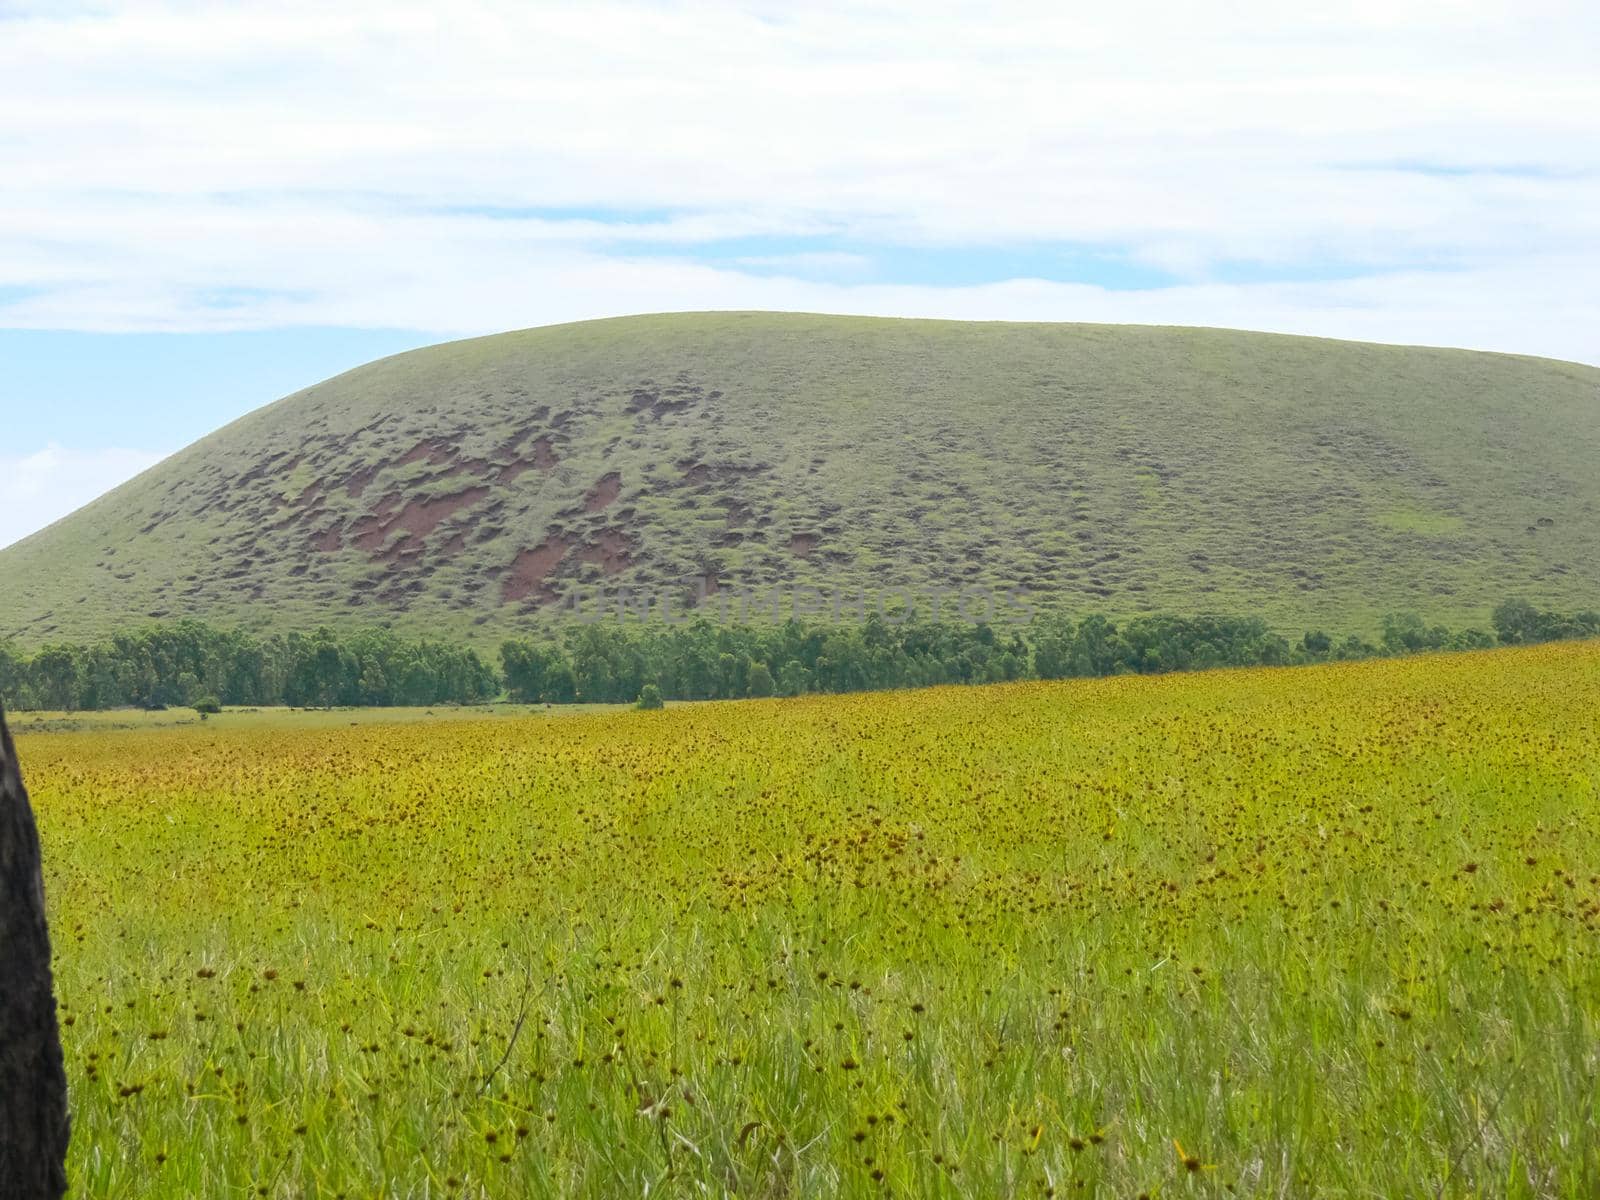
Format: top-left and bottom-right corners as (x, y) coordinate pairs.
(382, 537), (428, 564)
(343, 464), (379, 498)
(237, 452), (303, 490)
(392, 486), (491, 539)
(585, 472), (622, 512)
(628, 378), (716, 418)
(398, 437), (457, 467)
(350, 487), (488, 552)
(499, 437), (559, 484)
(347, 492), (406, 548)
(577, 528), (636, 575)
(501, 536), (574, 603)
(435, 456), (493, 482)
(680, 459), (768, 488)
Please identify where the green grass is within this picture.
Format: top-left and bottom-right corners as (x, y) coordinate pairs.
(23, 641), (1600, 1197)
(3, 312), (1599, 648)
(1375, 505), (1467, 536)
(7, 702), (632, 735)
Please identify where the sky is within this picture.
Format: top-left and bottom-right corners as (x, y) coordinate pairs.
(2, 0), (1598, 548)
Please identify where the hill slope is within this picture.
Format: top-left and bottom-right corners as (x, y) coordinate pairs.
(3, 312), (1598, 646)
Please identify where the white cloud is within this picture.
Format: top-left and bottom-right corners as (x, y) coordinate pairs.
(734, 252), (873, 276)
(0, 0), (1596, 360)
(0, 446), (169, 550)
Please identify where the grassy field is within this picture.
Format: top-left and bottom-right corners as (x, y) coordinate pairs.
(21, 642), (1600, 1197)
(8, 702), (630, 735)
(4, 313), (1600, 648)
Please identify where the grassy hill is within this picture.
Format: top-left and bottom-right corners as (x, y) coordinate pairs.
(3, 312), (1598, 646)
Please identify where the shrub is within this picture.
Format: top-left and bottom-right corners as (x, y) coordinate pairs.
(635, 683), (665, 710)
(1301, 630), (1332, 655)
(192, 695), (222, 714)
(747, 661), (775, 698)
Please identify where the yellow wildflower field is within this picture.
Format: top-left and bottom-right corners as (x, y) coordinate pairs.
(22, 642), (1600, 1197)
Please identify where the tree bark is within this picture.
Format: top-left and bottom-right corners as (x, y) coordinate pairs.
(0, 701), (69, 1199)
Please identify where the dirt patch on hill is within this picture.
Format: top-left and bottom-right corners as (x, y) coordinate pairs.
(343, 464), (379, 498)
(348, 492), (404, 548)
(585, 472), (622, 512)
(679, 459), (768, 486)
(499, 437), (559, 484)
(334, 429), (561, 496)
(501, 536), (574, 603)
(434, 456), (493, 482)
(349, 486), (488, 553)
(787, 533), (819, 558)
(628, 377), (715, 419)
(376, 535), (429, 566)
(236, 451), (302, 491)
(392, 486), (491, 539)
(398, 438), (457, 467)
(577, 528), (636, 575)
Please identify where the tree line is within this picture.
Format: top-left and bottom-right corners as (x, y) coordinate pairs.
(0, 622), (497, 712)
(2, 599), (1594, 712)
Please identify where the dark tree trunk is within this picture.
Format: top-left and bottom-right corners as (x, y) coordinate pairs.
(0, 702), (69, 1199)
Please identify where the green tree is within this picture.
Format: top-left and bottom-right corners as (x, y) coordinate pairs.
(358, 661), (391, 706)
(0, 641), (28, 705)
(747, 660), (775, 698)
(1492, 598), (1542, 645)
(29, 647), (79, 712)
(777, 659), (810, 697)
(542, 663), (578, 704)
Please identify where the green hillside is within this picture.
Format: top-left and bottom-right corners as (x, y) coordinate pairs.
(3, 312), (1598, 646)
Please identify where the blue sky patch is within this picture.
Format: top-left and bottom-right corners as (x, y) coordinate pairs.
(0, 327), (444, 451)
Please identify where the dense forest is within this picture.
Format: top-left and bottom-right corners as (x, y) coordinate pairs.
(0, 625), (499, 712)
(1, 600), (1594, 711)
